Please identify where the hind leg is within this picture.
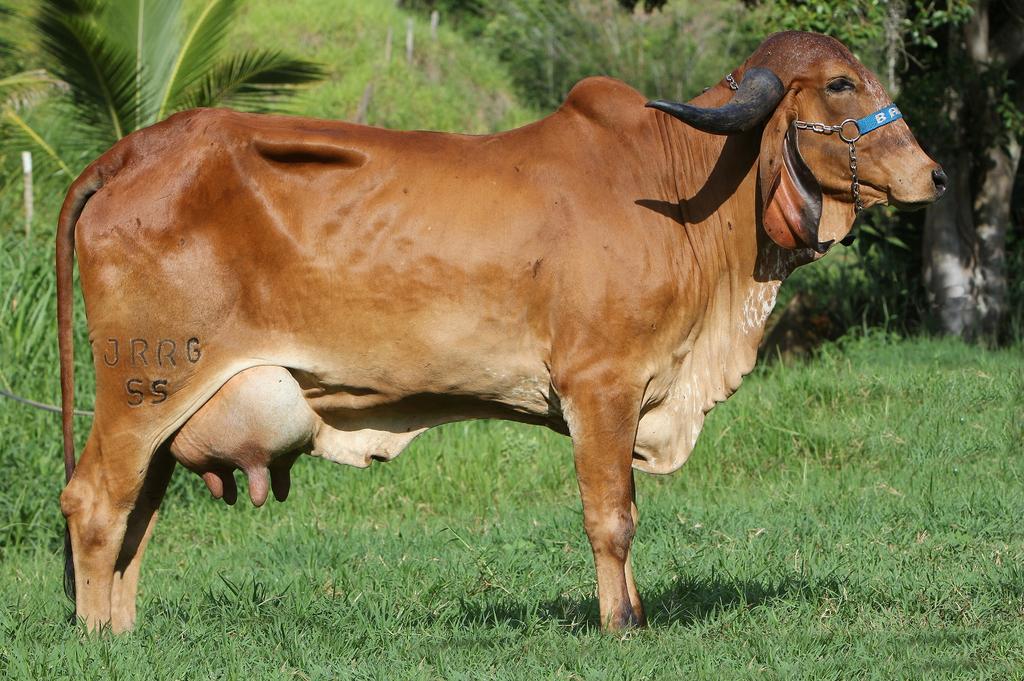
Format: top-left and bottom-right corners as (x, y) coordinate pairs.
(61, 431), (159, 632)
(110, 448), (175, 632)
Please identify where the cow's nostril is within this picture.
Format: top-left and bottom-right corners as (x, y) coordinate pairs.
(932, 168), (948, 195)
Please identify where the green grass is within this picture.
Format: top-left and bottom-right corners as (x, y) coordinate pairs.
(230, 0), (538, 132)
(1, 320), (1022, 678)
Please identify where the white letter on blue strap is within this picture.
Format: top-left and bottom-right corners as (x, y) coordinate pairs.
(856, 104), (903, 135)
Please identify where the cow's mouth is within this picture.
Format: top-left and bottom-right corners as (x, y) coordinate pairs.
(884, 188), (937, 213)
(889, 196), (937, 211)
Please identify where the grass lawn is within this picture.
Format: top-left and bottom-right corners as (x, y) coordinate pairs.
(1, 333), (1021, 679)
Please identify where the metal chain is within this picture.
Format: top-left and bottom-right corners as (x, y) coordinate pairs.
(793, 118), (864, 214)
(794, 120), (841, 135)
(725, 73), (739, 91)
(848, 141), (862, 213)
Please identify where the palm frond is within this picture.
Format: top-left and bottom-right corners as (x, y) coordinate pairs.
(101, 0), (185, 128)
(35, 0), (139, 143)
(0, 70), (67, 111)
(0, 1), (32, 70)
(156, 0), (239, 119)
(0, 5), (13, 60)
(179, 50), (324, 112)
(1, 108), (73, 176)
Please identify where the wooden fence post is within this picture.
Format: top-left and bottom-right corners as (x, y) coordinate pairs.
(355, 81), (375, 124)
(406, 18), (414, 63)
(21, 151), (33, 237)
(430, 10), (439, 41)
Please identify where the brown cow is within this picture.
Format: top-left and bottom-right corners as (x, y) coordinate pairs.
(57, 31), (944, 633)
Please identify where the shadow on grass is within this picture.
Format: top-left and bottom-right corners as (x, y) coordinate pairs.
(456, 573), (850, 633)
(644, 573), (847, 626)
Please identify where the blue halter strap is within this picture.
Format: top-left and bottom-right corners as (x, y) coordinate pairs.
(796, 103), (903, 143)
(855, 105), (903, 136)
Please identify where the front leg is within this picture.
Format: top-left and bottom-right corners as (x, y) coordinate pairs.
(563, 381), (645, 631)
(625, 475), (646, 625)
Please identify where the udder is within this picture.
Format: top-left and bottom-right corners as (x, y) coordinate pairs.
(169, 365), (319, 506)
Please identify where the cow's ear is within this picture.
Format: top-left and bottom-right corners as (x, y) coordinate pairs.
(758, 96), (829, 252)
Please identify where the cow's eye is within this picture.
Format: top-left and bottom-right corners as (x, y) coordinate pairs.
(826, 78), (855, 93)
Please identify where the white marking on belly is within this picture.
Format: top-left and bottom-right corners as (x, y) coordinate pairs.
(501, 376), (550, 414)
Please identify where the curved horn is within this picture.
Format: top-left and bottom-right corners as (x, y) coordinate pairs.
(646, 68), (785, 134)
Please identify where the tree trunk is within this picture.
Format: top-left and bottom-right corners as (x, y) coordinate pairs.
(973, 138), (1020, 335)
(923, 133), (978, 337)
(883, 0), (905, 96)
(923, 11), (977, 338)
(922, 0), (1020, 340)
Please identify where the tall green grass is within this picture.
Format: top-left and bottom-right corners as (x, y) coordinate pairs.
(471, 0), (752, 110)
(230, 0), (537, 132)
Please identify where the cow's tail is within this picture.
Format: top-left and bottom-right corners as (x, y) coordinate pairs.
(57, 148), (121, 603)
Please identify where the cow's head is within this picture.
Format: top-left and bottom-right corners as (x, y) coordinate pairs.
(647, 31), (946, 253)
